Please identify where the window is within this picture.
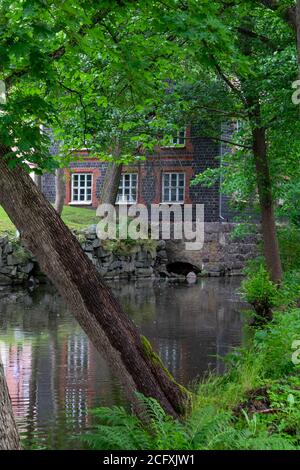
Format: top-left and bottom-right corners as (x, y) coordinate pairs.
(171, 129), (186, 146)
(71, 173), (92, 203)
(117, 173), (138, 203)
(162, 173), (185, 203)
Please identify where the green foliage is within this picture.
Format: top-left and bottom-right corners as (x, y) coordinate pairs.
(10, 239), (31, 263)
(278, 226), (300, 272)
(241, 265), (278, 318)
(253, 308), (300, 378)
(229, 223), (258, 241)
(100, 216), (157, 256)
(277, 182), (300, 227)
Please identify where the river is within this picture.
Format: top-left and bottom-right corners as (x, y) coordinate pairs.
(0, 277), (245, 449)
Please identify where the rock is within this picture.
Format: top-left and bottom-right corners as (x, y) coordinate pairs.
(92, 238), (101, 249)
(4, 242), (13, 255)
(19, 262), (34, 274)
(186, 271), (197, 283)
(6, 254), (20, 266)
(82, 243), (93, 252)
(156, 250), (167, 259)
(134, 267), (153, 277)
(157, 240), (166, 250)
(0, 274), (11, 285)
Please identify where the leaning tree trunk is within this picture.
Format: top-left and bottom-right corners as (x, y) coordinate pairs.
(251, 124), (283, 285)
(54, 168), (65, 216)
(0, 356), (20, 450)
(0, 148), (189, 419)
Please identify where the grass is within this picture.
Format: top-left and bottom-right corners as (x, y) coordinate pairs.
(80, 307), (300, 450)
(0, 205), (98, 234)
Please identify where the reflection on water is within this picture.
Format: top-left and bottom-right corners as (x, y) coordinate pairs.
(0, 278), (245, 449)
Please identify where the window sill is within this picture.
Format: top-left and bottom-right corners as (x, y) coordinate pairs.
(115, 202), (137, 205)
(69, 201), (92, 206)
(160, 202), (185, 205)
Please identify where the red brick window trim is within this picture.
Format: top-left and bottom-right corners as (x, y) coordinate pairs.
(64, 168), (101, 207)
(71, 172), (93, 204)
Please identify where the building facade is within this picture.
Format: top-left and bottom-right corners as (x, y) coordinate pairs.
(42, 124), (232, 222)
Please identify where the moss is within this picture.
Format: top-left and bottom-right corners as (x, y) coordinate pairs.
(140, 335), (191, 402)
(102, 238), (157, 257)
(10, 238), (32, 263)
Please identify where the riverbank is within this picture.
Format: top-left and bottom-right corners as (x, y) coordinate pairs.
(81, 240), (300, 451)
(83, 305), (300, 450)
(0, 223), (260, 285)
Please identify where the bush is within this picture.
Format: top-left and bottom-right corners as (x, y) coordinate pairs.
(241, 265), (278, 321)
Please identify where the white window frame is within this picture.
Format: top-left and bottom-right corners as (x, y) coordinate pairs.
(162, 172), (185, 203)
(71, 173), (93, 204)
(116, 173), (138, 204)
(165, 128), (186, 148)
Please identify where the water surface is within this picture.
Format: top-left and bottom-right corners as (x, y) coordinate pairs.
(0, 278), (245, 449)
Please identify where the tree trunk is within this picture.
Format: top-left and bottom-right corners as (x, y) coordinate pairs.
(0, 356), (20, 450)
(251, 125), (283, 284)
(99, 143), (122, 205)
(54, 168), (65, 216)
(0, 148), (189, 419)
(99, 163), (123, 205)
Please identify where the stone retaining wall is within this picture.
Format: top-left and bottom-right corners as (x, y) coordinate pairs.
(0, 223), (260, 286)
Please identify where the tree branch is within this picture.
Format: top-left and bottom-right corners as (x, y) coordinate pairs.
(5, 9), (111, 88)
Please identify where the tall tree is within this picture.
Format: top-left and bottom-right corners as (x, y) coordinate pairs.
(150, 0), (299, 283)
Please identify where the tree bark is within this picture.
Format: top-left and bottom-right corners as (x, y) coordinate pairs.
(54, 168), (65, 216)
(251, 123), (283, 284)
(0, 148), (189, 419)
(99, 143), (123, 205)
(99, 163), (123, 205)
(0, 356), (20, 450)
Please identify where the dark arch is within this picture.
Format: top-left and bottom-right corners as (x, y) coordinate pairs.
(166, 262), (201, 276)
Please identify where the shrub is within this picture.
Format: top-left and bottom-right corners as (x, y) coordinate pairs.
(241, 265), (278, 321)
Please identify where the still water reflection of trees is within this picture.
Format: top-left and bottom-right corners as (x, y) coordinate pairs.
(0, 278), (245, 449)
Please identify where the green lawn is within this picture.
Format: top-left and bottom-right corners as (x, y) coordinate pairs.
(0, 205), (98, 234)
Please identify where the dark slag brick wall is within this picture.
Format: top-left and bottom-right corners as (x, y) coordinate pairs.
(41, 125), (228, 222)
(189, 124), (220, 222)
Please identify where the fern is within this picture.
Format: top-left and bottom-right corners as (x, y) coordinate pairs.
(82, 393), (300, 450)
(81, 308), (300, 451)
